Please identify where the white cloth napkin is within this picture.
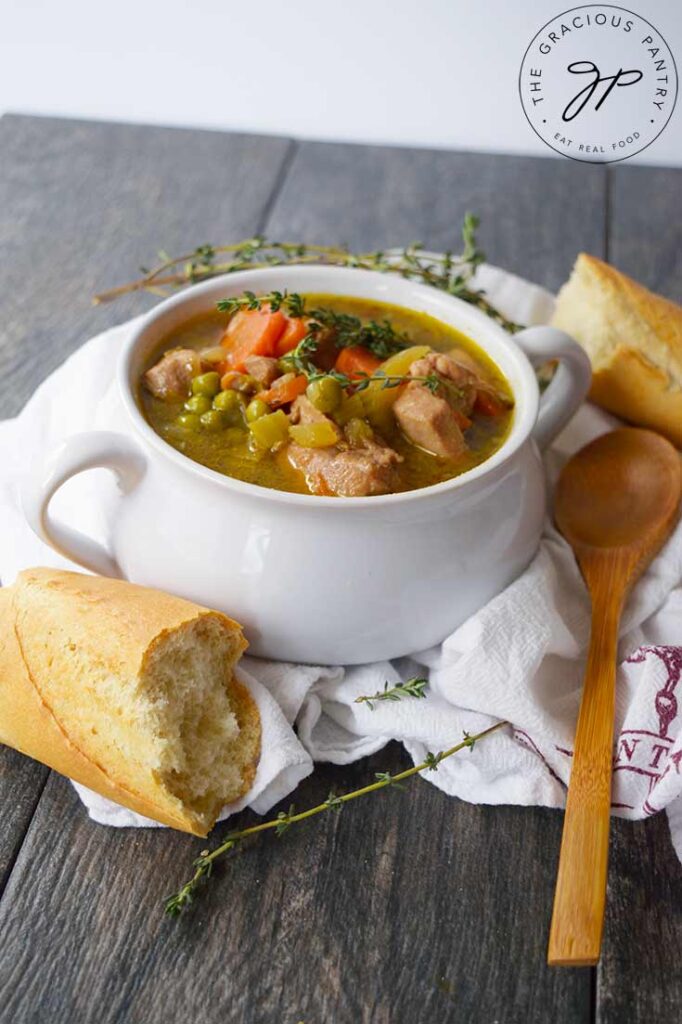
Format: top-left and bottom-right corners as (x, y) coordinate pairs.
(1, 264), (681, 862)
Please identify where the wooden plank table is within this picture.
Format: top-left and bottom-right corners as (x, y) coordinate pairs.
(0, 114), (680, 1023)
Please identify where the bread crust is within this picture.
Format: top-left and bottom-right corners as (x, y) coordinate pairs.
(551, 253), (682, 448)
(576, 253), (682, 361)
(590, 346), (682, 448)
(0, 570), (260, 836)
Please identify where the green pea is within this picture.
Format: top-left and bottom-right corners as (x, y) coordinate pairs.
(213, 388), (245, 427)
(191, 372), (221, 398)
(213, 389), (242, 412)
(184, 394), (212, 415)
(246, 398), (270, 422)
(176, 413), (201, 431)
(199, 409), (227, 432)
(306, 376), (343, 413)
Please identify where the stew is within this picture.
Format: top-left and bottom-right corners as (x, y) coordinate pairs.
(140, 293), (514, 497)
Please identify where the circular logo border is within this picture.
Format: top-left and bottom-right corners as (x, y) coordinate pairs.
(518, 4), (678, 164)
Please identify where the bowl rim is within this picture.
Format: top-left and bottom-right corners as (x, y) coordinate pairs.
(118, 264), (539, 508)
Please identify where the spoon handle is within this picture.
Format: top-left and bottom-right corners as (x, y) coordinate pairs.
(548, 577), (621, 966)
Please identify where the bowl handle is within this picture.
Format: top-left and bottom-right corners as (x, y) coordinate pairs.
(21, 432), (146, 577)
(514, 326), (592, 450)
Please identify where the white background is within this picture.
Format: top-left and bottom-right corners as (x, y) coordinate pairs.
(1, 0), (679, 165)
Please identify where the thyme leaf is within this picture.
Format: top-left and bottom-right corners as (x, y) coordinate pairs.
(423, 751), (443, 772)
(324, 791), (344, 813)
(374, 771), (407, 790)
(275, 804), (297, 836)
(289, 332), (321, 376)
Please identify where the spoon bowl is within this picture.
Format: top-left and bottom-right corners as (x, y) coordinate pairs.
(555, 428), (681, 553)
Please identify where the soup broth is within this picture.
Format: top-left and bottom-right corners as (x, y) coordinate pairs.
(140, 294), (514, 497)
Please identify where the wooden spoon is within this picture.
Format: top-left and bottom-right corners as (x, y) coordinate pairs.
(548, 427), (681, 966)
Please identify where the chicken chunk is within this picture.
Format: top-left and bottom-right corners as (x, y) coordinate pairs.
(288, 437), (402, 497)
(243, 355), (280, 388)
(409, 351), (477, 415)
(413, 349), (509, 410)
(144, 348), (202, 400)
(393, 382), (467, 460)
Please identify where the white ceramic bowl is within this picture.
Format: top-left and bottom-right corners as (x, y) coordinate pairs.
(22, 266), (591, 664)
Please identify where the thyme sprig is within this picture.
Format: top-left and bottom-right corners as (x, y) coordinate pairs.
(355, 677), (429, 709)
(282, 326), (439, 393)
(288, 333), (321, 376)
(307, 368), (441, 394)
(217, 291), (409, 360)
(305, 308), (409, 359)
(165, 721), (506, 917)
(93, 216), (523, 334)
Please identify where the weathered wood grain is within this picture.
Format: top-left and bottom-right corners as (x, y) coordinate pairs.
(0, 751), (589, 1024)
(265, 141), (606, 292)
(0, 751), (48, 893)
(598, 814), (682, 1023)
(597, 161), (682, 1023)
(0, 114), (294, 417)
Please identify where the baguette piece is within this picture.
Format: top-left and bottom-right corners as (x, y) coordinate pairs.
(0, 569), (260, 835)
(551, 253), (682, 447)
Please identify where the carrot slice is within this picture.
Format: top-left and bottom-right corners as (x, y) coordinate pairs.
(335, 346), (382, 378)
(276, 316), (309, 356)
(221, 307), (286, 370)
(257, 374), (308, 408)
(474, 389), (506, 417)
